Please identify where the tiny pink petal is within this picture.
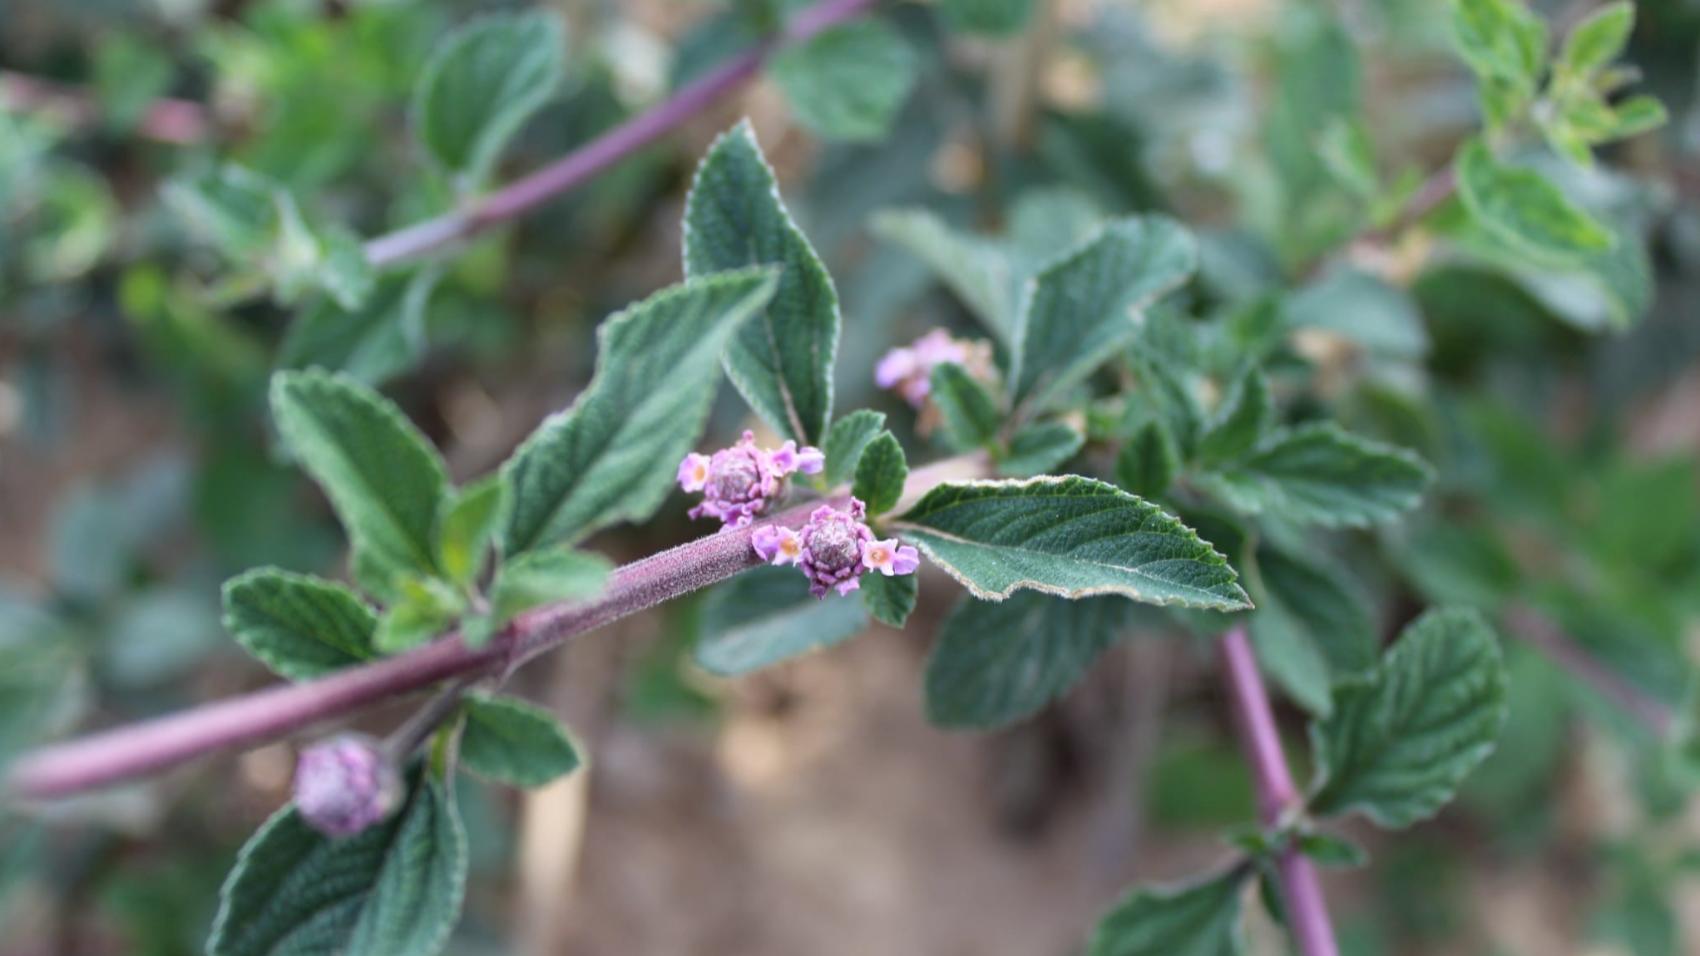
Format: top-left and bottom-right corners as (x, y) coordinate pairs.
(751, 525), (785, 563)
(891, 544), (920, 576)
(875, 348), (917, 388)
(770, 441), (799, 475)
(796, 445), (825, 475)
(834, 577), (861, 596)
(678, 453), (710, 492)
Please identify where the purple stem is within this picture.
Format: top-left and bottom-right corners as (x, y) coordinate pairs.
(1221, 627), (1339, 956)
(7, 455), (981, 801)
(364, 0), (880, 268)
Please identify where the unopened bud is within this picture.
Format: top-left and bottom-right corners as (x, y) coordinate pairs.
(292, 733), (401, 837)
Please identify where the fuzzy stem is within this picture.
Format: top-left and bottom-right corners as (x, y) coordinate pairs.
(363, 0), (880, 268)
(1220, 626), (1339, 956)
(7, 453), (984, 801)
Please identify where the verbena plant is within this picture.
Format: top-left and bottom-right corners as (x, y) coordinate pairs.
(3, 0), (1696, 952)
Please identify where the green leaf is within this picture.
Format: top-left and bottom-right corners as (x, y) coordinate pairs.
(1455, 139), (1615, 263)
(459, 694), (581, 788)
(317, 226), (377, 313)
(501, 269), (778, 555)
(207, 771), (466, 956)
(279, 270), (440, 387)
(1448, 0), (1546, 89)
(1197, 370), (1273, 468)
(1295, 831), (1368, 868)
(270, 370), (450, 600)
(1114, 420), (1180, 499)
(222, 568), (378, 680)
(1089, 866), (1249, 956)
(694, 566), (869, 676)
(870, 209), (1016, 341)
(1011, 217), (1196, 412)
(769, 21), (916, 142)
(1285, 267), (1429, 360)
(861, 570), (918, 628)
(893, 476), (1249, 610)
(1602, 95), (1668, 140)
(821, 410), (888, 487)
(683, 122), (840, 444)
(437, 476), (508, 587)
(1309, 608), (1510, 828)
(930, 362), (1001, 451)
(488, 548), (612, 628)
(374, 576), (464, 654)
(852, 431), (908, 517)
(1194, 423), (1432, 528)
(925, 592), (1128, 729)
(163, 163), (287, 258)
(940, 0), (1036, 35)
(1558, 1), (1633, 77)
(1248, 545), (1377, 716)
(413, 11), (566, 186)
(998, 421), (1085, 477)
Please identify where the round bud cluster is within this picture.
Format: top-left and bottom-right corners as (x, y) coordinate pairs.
(292, 733), (401, 838)
(751, 498), (920, 598)
(874, 329), (996, 408)
(678, 430), (824, 528)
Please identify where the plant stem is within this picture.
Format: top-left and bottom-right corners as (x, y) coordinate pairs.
(1220, 626), (1339, 956)
(363, 0), (880, 268)
(6, 453), (985, 802)
(1504, 606), (1673, 736)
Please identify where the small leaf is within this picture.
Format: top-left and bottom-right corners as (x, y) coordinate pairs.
(1248, 544), (1377, 716)
(207, 770), (466, 956)
(940, 0), (1036, 35)
(998, 420), (1085, 477)
(684, 121), (840, 445)
(1197, 369), (1273, 468)
(1114, 420), (1179, 499)
(488, 548), (612, 630)
(1455, 139), (1615, 263)
(222, 568), (377, 680)
(270, 370), (450, 601)
(1603, 95), (1668, 140)
(374, 577), (464, 654)
(870, 209), (1016, 341)
(413, 11), (566, 186)
(501, 269), (778, 556)
(925, 592), (1128, 729)
(1448, 0), (1546, 89)
(1089, 866), (1249, 956)
(1309, 607), (1510, 828)
(852, 431), (908, 517)
(1285, 267), (1429, 360)
(893, 476), (1249, 610)
(1195, 423), (1433, 528)
(459, 694), (581, 788)
(821, 410), (887, 487)
(316, 226), (376, 312)
(861, 570), (918, 628)
(930, 362), (1001, 451)
(1011, 217), (1197, 412)
(437, 476), (508, 587)
(1295, 831), (1367, 868)
(769, 21), (916, 142)
(1558, 1), (1633, 77)
(694, 566), (869, 676)
(163, 163), (286, 258)
(279, 270), (440, 387)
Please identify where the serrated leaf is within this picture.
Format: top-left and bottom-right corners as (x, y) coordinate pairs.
(1558, 1), (1633, 77)
(940, 0), (1036, 35)
(1011, 217), (1196, 412)
(1309, 608), (1510, 828)
(1448, 0), (1546, 89)
(1248, 544), (1377, 716)
(683, 122), (839, 445)
(870, 209), (1016, 341)
(852, 431), (908, 516)
(489, 548), (611, 629)
(998, 420), (1084, 477)
(374, 576), (463, 654)
(1285, 267), (1429, 360)
(1195, 423), (1432, 528)
(925, 592), (1128, 729)
(821, 410), (887, 487)
(893, 476), (1249, 610)
(861, 570), (918, 628)
(770, 21), (916, 142)
(930, 362), (1001, 451)
(279, 270), (439, 387)
(1089, 866), (1249, 956)
(1115, 420), (1179, 499)
(270, 370), (450, 601)
(1456, 139), (1615, 264)
(222, 568), (377, 681)
(694, 566), (869, 676)
(207, 771), (466, 956)
(413, 11), (566, 186)
(459, 694), (580, 788)
(501, 269), (778, 556)
(1197, 370), (1273, 468)
(438, 476), (508, 587)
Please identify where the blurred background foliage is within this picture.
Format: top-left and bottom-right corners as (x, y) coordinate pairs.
(3, 0), (1700, 953)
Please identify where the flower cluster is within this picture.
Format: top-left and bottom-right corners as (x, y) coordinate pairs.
(293, 734), (401, 837)
(752, 497), (920, 597)
(678, 430), (823, 528)
(875, 329), (996, 408)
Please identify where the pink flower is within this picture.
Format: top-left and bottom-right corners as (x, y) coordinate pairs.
(751, 498), (921, 597)
(679, 430), (825, 528)
(874, 329), (996, 408)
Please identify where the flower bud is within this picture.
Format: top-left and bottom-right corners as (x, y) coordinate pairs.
(292, 734), (401, 837)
